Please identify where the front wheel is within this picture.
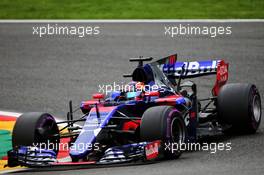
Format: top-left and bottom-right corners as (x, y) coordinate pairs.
(12, 112), (60, 153)
(140, 106), (187, 159)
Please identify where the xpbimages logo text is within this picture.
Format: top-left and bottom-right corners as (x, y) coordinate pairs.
(32, 23), (100, 37)
(31, 141), (100, 153)
(164, 24), (232, 38)
(98, 81), (167, 94)
(164, 141), (232, 154)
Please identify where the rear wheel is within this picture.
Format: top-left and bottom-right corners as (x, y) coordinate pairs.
(140, 106), (186, 159)
(12, 112), (60, 153)
(217, 83), (261, 134)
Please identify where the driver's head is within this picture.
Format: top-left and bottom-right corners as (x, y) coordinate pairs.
(135, 82), (145, 91)
(125, 81), (144, 92)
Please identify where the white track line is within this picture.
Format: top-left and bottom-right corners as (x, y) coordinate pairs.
(0, 110), (79, 124)
(0, 169), (28, 174)
(0, 111), (22, 118)
(0, 19), (263, 23)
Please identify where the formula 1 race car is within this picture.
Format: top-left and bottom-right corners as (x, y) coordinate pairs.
(7, 54), (262, 168)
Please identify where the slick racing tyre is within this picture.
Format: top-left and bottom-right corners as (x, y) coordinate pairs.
(140, 106), (186, 159)
(12, 112), (60, 153)
(218, 83), (262, 134)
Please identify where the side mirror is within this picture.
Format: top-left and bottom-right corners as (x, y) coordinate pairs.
(92, 93), (105, 100)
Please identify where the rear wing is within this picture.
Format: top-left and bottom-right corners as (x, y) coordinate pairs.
(155, 54), (229, 95)
(156, 54), (222, 78)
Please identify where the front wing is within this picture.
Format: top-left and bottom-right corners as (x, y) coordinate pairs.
(6, 140), (162, 168)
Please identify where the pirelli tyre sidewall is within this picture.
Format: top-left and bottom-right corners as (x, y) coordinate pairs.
(140, 106), (187, 159)
(217, 83), (262, 134)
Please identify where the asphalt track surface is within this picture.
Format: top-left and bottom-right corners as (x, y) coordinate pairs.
(0, 22), (264, 175)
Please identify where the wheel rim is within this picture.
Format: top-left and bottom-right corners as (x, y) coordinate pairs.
(171, 117), (185, 143)
(252, 95), (261, 122)
(36, 114), (59, 152)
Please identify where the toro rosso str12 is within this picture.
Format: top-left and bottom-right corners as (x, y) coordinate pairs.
(6, 54), (262, 168)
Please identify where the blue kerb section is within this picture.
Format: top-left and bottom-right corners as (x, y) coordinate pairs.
(69, 105), (124, 158)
